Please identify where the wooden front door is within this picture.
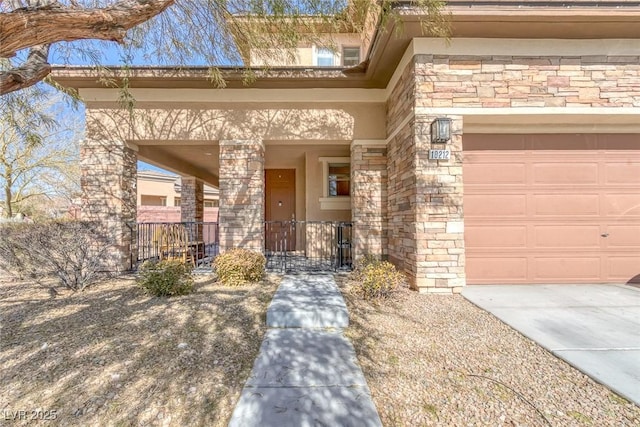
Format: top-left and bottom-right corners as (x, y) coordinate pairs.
(265, 169), (296, 252)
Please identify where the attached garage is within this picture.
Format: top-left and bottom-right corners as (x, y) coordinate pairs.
(463, 134), (640, 284)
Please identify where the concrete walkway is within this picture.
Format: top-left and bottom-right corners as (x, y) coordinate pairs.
(463, 284), (640, 406)
(229, 274), (382, 427)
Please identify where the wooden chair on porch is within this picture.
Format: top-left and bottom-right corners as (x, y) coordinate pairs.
(152, 224), (196, 267)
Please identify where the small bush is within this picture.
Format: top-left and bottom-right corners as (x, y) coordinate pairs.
(350, 257), (404, 300)
(214, 249), (265, 286)
(0, 220), (113, 291)
(137, 259), (194, 297)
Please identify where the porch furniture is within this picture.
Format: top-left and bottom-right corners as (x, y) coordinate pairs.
(152, 224), (200, 267)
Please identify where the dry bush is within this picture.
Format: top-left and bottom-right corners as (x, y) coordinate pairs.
(0, 220), (112, 291)
(136, 259), (194, 297)
(214, 248), (266, 286)
(349, 256), (405, 300)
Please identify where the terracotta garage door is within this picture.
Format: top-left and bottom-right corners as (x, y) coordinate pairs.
(463, 134), (640, 284)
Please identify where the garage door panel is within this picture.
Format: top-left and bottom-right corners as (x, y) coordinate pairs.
(606, 225), (640, 247)
(464, 163), (526, 185)
(466, 257), (528, 281)
(604, 194), (640, 217)
(533, 163), (598, 185)
(534, 225), (601, 248)
(605, 162), (640, 185)
(534, 194), (600, 216)
(466, 225), (527, 248)
(465, 194), (527, 216)
(607, 256), (640, 281)
(464, 133), (640, 284)
(535, 257), (601, 280)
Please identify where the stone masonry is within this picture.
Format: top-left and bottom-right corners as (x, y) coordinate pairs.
(80, 139), (137, 272)
(219, 140), (265, 252)
(180, 177), (204, 224)
(414, 54), (640, 108)
(351, 143), (388, 261)
(387, 58), (466, 293)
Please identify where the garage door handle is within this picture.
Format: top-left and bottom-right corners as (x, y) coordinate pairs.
(601, 233), (609, 237)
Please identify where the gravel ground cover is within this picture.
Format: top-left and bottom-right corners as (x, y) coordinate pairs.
(0, 273), (279, 426)
(340, 277), (640, 427)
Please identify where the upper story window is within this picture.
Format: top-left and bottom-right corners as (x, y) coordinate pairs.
(204, 199), (219, 208)
(174, 197), (181, 207)
(316, 47), (335, 66)
(342, 47), (360, 66)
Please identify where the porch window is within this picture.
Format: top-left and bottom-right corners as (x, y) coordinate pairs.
(319, 157), (351, 210)
(328, 163), (350, 197)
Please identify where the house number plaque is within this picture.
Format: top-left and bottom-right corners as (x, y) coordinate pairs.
(429, 149), (451, 160)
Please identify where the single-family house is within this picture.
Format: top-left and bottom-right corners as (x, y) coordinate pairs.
(53, 0), (640, 292)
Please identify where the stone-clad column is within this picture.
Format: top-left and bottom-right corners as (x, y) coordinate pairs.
(181, 176), (204, 241)
(219, 140), (264, 252)
(413, 115), (466, 293)
(351, 142), (388, 261)
(80, 139), (137, 272)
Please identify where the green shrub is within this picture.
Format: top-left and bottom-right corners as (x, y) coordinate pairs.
(137, 259), (194, 297)
(214, 249), (265, 286)
(0, 220), (112, 291)
(350, 258), (404, 300)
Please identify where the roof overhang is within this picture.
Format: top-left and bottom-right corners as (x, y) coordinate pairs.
(51, 2), (640, 91)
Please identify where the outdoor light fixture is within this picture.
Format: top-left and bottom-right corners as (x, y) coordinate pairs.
(431, 118), (452, 143)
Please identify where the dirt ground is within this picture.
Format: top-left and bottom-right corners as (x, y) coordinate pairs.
(0, 272), (279, 426)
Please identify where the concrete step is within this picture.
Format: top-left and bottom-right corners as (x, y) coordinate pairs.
(266, 274), (349, 328)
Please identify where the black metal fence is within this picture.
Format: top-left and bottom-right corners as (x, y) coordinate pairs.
(133, 220), (352, 272)
(134, 222), (219, 267)
(264, 221), (352, 272)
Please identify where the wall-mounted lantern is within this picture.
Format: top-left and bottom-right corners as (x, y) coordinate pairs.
(431, 118), (452, 143)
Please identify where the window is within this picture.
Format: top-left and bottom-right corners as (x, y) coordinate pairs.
(342, 47), (360, 67)
(204, 199), (219, 208)
(174, 197), (181, 207)
(140, 195), (167, 206)
(328, 163), (350, 197)
(316, 47), (335, 66)
(318, 157), (351, 210)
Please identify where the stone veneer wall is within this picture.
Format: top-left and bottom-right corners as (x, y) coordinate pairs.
(414, 54), (640, 108)
(387, 58), (466, 293)
(351, 143), (388, 260)
(180, 177), (204, 241)
(80, 139), (137, 272)
(219, 140), (265, 252)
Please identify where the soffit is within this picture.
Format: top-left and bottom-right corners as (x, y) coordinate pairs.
(51, 3), (640, 91)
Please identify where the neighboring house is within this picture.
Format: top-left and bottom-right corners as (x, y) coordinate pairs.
(137, 170), (219, 222)
(54, 0), (640, 292)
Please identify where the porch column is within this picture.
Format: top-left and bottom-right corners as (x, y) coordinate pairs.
(181, 176), (204, 241)
(218, 140), (264, 252)
(351, 141), (388, 261)
(80, 139), (137, 272)
(412, 115), (466, 293)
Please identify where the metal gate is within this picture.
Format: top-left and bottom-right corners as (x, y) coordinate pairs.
(264, 221), (353, 272)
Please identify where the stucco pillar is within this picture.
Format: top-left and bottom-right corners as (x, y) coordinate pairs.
(351, 142), (388, 262)
(80, 139), (137, 272)
(413, 115), (466, 293)
(218, 140), (264, 252)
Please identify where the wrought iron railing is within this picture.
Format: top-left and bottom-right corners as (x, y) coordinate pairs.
(264, 221), (353, 272)
(134, 222), (219, 267)
(133, 220), (352, 272)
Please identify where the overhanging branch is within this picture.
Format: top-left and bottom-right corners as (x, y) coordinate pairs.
(0, 0), (175, 57)
(0, 45), (51, 95)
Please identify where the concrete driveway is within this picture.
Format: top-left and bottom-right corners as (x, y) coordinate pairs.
(462, 284), (640, 406)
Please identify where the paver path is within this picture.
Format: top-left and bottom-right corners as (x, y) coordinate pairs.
(229, 274), (382, 427)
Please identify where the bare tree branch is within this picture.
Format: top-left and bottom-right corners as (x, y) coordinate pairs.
(0, 0), (175, 57)
(0, 44), (50, 95)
